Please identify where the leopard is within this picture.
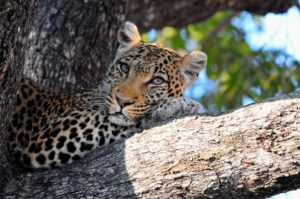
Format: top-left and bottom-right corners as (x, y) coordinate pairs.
(8, 21), (207, 169)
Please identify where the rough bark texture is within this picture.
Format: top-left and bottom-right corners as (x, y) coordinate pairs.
(2, 92), (300, 198)
(127, 0), (297, 32)
(0, 0), (39, 191)
(23, 0), (126, 93)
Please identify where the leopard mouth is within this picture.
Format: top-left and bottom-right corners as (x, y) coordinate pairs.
(108, 112), (136, 126)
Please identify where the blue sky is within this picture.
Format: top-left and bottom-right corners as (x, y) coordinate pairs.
(233, 6), (300, 61)
(271, 189), (300, 199)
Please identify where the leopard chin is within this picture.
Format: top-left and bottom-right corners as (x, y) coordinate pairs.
(108, 113), (136, 126)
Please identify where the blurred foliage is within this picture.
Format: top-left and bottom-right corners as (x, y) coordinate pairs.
(142, 12), (300, 112)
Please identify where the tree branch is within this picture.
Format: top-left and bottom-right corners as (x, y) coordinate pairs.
(3, 92), (300, 198)
(127, 0), (297, 32)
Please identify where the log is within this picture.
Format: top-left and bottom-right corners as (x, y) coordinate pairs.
(2, 92), (300, 198)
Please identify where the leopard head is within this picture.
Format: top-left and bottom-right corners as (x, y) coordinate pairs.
(105, 22), (207, 126)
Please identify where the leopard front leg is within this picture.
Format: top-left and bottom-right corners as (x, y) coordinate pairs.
(146, 98), (202, 125)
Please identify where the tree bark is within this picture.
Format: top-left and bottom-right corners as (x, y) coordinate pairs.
(0, 0), (39, 191)
(127, 0), (297, 32)
(23, 0), (126, 93)
(2, 92), (300, 198)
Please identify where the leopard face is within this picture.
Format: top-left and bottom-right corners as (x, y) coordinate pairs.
(105, 22), (207, 126)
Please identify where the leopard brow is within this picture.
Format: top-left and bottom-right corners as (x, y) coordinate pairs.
(153, 71), (168, 82)
(140, 63), (156, 82)
(146, 63), (168, 81)
(146, 63), (169, 82)
(117, 60), (129, 66)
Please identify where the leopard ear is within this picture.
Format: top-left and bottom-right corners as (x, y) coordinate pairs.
(180, 51), (207, 86)
(115, 21), (141, 60)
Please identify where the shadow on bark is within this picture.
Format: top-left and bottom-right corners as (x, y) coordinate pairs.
(4, 141), (136, 198)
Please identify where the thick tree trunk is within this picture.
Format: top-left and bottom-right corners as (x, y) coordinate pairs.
(23, 0), (126, 93)
(2, 92), (300, 198)
(0, 0), (39, 191)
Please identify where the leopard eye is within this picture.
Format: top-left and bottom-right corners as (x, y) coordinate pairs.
(149, 77), (165, 85)
(119, 62), (130, 74)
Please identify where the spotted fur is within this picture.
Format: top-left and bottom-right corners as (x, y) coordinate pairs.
(8, 21), (207, 169)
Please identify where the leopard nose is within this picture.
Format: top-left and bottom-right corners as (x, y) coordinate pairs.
(116, 95), (135, 108)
